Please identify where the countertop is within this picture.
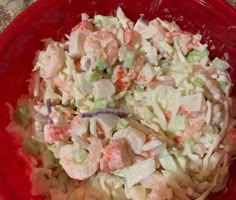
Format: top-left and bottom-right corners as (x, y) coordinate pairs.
(0, 0), (34, 33)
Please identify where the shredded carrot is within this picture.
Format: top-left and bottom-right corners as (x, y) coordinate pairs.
(114, 65), (130, 91)
(74, 58), (83, 72)
(164, 110), (171, 122)
(174, 135), (184, 143)
(115, 79), (130, 91)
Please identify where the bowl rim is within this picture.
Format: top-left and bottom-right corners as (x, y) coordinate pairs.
(0, 0), (236, 46)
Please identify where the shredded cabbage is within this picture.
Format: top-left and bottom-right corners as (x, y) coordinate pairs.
(7, 7), (235, 200)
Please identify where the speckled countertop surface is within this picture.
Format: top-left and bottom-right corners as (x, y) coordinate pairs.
(0, 0), (34, 33)
(228, 0), (236, 6)
(0, 0), (235, 33)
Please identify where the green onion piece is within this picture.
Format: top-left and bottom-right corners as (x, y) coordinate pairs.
(47, 144), (55, 152)
(175, 114), (186, 130)
(124, 51), (136, 68)
(184, 138), (195, 154)
(176, 156), (187, 171)
(94, 15), (118, 26)
(96, 58), (107, 71)
(212, 58), (229, 71)
(93, 99), (108, 109)
(186, 50), (209, 63)
(192, 77), (205, 88)
(219, 81), (227, 92)
(86, 71), (101, 83)
(75, 149), (88, 163)
(117, 118), (129, 130)
(158, 58), (171, 67)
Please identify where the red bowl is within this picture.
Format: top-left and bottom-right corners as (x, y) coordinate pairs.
(0, 0), (236, 199)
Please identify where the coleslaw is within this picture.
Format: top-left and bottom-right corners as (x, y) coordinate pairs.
(7, 7), (236, 200)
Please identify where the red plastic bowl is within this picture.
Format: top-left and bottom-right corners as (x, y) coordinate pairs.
(0, 0), (236, 199)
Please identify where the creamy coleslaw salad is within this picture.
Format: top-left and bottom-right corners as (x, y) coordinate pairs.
(7, 7), (236, 200)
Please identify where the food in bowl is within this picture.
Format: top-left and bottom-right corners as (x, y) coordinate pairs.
(7, 7), (236, 200)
